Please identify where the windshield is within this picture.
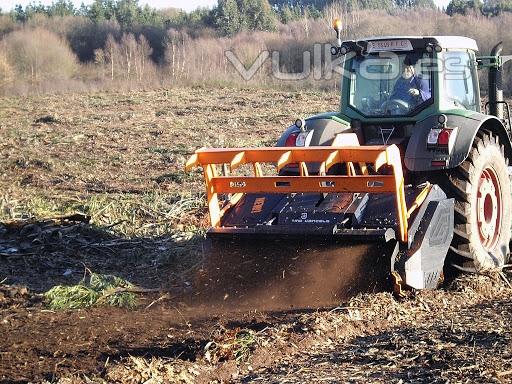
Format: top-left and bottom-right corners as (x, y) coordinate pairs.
(348, 52), (433, 117)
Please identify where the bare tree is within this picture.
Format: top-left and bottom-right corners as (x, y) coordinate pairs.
(94, 48), (105, 79)
(136, 35), (152, 81)
(104, 34), (117, 81)
(120, 33), (137, 80)
(0, 40), (14, 86)
(4, 27), (77, 83)
(166, 29), (189, 81)
(165, 29), (179, 80)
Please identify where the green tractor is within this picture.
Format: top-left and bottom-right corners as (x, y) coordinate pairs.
(187, 26), (512, 303)
(325, 29), (512, 273)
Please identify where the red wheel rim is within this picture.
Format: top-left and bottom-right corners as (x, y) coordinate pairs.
(476, 167), (502, 250)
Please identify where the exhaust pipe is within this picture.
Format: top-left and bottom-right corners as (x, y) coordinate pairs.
(489, 42), (504, 120)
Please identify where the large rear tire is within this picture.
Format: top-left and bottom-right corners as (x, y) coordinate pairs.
(447, 131), (511, 270)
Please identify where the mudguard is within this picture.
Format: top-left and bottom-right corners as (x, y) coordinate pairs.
(276, 117), (350, 147)
(405, 112), (512, 172)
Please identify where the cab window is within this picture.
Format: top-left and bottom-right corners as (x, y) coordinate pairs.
(444, 51), (478, 111)
(348, 51), (433, 117)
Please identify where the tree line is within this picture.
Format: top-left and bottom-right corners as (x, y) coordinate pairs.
(446, 0), (512, 15)
(1, 1), (512, 95)
(1, 0), (440, 38)
(2, 0), (512, 47)
(0, 0), (442, 64)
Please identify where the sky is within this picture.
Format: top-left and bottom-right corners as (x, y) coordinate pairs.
(0, 0), (450, 13)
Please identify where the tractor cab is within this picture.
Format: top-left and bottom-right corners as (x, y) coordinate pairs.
(336, 36), (480, 122)
(327, 36), (480, 148)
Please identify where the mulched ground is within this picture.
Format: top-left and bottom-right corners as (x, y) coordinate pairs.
(2, 217), (512, 383)
(2, 88), (512, 383)
(240, 287), (512, 383)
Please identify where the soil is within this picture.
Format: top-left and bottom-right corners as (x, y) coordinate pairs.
(1, 300), (295, 383)
(0, 217), (392, 382)
(1, 88), (512, 383)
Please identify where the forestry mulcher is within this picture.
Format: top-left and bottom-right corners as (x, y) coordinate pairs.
(187, 22), (512, 303)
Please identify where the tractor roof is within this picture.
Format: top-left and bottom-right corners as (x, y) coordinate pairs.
(345, 36), (478, 51)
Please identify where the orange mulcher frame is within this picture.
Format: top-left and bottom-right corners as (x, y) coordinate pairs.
(186, 144), (417, 243)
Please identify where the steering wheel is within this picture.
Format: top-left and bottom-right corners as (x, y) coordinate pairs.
(381, 99), (410, 115)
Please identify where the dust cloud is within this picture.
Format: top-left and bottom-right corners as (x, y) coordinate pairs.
(185, 238), (395, 312)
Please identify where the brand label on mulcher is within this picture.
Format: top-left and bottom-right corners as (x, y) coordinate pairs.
(278, 211), (343, 225)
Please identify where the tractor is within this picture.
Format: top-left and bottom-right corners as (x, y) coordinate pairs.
(186, 23), (512, 303)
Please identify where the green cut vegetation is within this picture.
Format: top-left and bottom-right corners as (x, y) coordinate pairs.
(44, 272), (137, 310)
(205, 328), (258, 364)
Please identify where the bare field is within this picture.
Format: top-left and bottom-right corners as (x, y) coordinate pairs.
(1, 87), (512, 383)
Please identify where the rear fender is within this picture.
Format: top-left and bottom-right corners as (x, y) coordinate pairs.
(405, 113), (512, 172)
(276, 118), (351, 147)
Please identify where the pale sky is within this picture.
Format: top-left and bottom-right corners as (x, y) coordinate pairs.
(0, 0), (450, 13)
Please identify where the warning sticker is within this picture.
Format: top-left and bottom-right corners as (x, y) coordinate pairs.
(251, 197), (266, 214)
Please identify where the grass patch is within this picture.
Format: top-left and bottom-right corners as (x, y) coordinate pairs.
(0, 194), (85, 221)
(83, 191), (205, 237)
(205, 328), (258, 364)
(154, 170), (200, 184)
(44, 271), (137, 310)
(1, 190), (206, 237)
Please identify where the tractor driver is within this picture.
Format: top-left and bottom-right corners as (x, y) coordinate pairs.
(390, 64), (431, 108)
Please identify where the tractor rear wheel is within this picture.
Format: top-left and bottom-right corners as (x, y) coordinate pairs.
(447, 131), (511, 270)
